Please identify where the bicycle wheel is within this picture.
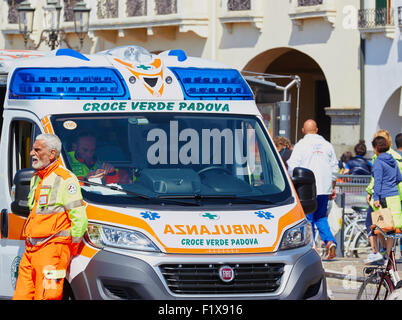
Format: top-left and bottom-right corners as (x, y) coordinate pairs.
(344, 220), (366, 257)
(357, 273), (393, 300)
(352, 229), (371, 259)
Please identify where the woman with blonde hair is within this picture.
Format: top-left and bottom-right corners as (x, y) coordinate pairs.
(374, 129), (393, 148)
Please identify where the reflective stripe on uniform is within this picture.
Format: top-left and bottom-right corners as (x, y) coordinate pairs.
(43, 269), (66, 280)
(49, 175), (62, 204)
(36, 205), (65, 215)
(26, 229), (71, 246)
(64, 199), (84, 211)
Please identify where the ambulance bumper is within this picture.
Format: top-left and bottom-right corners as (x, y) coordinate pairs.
(70, 246), (327, 300)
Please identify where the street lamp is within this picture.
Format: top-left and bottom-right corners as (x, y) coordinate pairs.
(17, 0), (91, 51)
(73, 1), (91, 48)
(17, 1), (35, 48)
(43, 0), (62, 50)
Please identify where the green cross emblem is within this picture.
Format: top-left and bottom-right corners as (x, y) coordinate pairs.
(137, 64), (151, 70)
(201, 213), (219, 220)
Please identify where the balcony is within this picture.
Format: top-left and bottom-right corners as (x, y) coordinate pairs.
(87, 0), (209, 38)
(289, 0), (336, 30)
(219, 0), (264, 33)
(1, 0), (24, 35)
(358, 8), (395, 39)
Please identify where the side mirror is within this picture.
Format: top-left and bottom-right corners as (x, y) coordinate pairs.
(292, 167), (317, 215)
(11, 168), (35, 216)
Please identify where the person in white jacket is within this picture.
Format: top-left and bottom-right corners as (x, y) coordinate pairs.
(287, 119), (338, 259)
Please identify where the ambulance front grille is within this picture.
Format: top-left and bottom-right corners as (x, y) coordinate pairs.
(159, 263), (285, 294)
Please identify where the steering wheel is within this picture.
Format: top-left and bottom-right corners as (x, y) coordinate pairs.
(197, 166), (231, 175)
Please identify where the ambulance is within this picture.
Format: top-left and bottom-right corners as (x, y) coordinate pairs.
(0, 46), (326, 300)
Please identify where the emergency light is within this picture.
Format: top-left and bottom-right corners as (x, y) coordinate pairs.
(169, 67), (253, 100)
(9, 67), (130, 100)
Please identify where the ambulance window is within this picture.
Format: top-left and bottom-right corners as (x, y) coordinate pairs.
(8, 120), (40, 190)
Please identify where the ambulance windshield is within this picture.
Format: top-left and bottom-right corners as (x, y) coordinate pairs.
(52, 114), (292, 207)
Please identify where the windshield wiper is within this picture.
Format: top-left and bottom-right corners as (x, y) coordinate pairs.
(78, 179), (150, 199)
(235, 196), (294, 206)
(159, 194), (289, 205)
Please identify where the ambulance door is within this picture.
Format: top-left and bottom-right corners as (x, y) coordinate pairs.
(0, 112), (41, 298)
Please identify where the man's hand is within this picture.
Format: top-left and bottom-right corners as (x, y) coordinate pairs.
(373, 200), (380, 208)
(329, 189), (336, 200)
(329, 181), (336, 200)
(87, 169), (106, 179)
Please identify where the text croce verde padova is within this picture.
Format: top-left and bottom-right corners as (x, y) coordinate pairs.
(82, 101), (230, 113)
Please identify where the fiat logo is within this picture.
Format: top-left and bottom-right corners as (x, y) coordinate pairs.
(218, 265), (234, 283)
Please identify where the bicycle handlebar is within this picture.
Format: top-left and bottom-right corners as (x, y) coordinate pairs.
(371, 225), (402, 239)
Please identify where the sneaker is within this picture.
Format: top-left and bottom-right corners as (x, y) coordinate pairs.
(365, 252), (384, 264)
(325, 241), (336, 260)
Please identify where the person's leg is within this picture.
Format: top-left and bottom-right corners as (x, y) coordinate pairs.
(385, 238), (394, 257)
(32, 242), (71, 300)
(314, 195), (337, 246)
(365, 206), (378, 253)
(364, 205), (387, 263)
(12, 250), (35, 300)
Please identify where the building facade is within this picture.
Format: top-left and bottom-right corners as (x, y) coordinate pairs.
(0, 0), (366, 156)
(359, 0), (402, 150)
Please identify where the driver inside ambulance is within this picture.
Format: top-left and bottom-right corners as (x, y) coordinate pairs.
(67, 131), (119, 184)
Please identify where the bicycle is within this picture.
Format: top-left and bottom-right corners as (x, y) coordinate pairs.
(356, 225), (402, 300)
(343, 206), (371, 259)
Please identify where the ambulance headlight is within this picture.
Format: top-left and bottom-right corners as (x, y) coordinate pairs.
(278, 220), (313, 250)
(86, 223), (160, 252)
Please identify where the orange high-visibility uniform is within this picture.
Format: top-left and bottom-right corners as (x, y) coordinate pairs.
(13, 160), (87, 300)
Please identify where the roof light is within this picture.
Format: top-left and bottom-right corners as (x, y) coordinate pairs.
(9, 67), (130, 100)
(168, 49), (187, 62)
(169, 67), (253, 100)
(55, 48), (90, 61)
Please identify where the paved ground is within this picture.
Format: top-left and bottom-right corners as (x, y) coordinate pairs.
(322, 256), (402, 300)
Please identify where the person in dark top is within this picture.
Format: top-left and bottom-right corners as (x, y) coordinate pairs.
(344, 139), (372, 175)
(273, 136), (293, 169)
(338, 151), (352, 173)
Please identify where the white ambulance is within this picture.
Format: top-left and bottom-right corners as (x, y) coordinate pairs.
(0, 46), (326, 300)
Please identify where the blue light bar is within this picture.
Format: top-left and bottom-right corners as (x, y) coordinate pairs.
(169, 67), (253, 100)
(9, 67), (130, 100)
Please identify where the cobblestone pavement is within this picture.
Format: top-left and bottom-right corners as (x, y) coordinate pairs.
(322, 257), (402, 300)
